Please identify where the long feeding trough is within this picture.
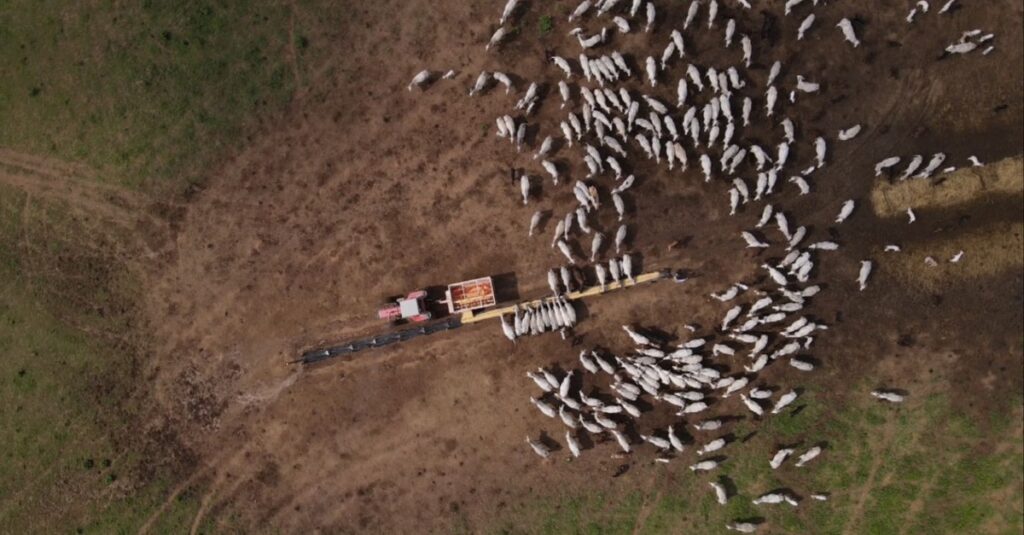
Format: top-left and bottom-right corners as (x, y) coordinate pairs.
(297, 270), (669, 364)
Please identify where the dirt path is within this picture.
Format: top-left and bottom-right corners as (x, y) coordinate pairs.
(0, 148), (172, 257)
(897, 472), (939, 535)
(286, 0), (302, 95)
(630, 486), (662, 535)
(842, 418), (897, 535)
(136, 464), (215, 535)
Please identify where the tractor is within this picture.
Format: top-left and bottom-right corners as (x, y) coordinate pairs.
(377, 290), (433, 324)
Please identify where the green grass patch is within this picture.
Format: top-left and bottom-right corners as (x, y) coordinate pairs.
(0, 246), (185, 532)
(538, 15), (554, 36)
(488, 387), (1023, 535)
(0, 1), (300, 192)
(0, 187), (203, 532)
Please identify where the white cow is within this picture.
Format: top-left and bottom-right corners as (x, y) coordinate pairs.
(836, 18), (860, 47)
(689, 459), (719, 472)
(871, 390), (905, 403)
(528, 210), (543, 237)
(710, 481), (729, 505)
(857, 260), (873, 291)
(565, 431), (581, 457)
(698, 438), (727, 455)
(556, 240), (576, 264)
(615, 224), (628, 253)
(770, 448), (794, 469)
(742, 231), (770, 249)
(487, 27), (510, 50)
(741, 394), (764, 416)
(839, 124), (862, 140)
(527, 436), (551, 458)
(795, 446), (822, 467)
(408, 70), (432, 91)
(874, 156), (901, 176)
(797, 14), (815, 40)
(836, 200), (855, 223)
(530, 396), (556, 417)
(552, 56), (574, 78)
(772, 390), (798, 413)
(645, 57), (658, 87)
(542, 160), (560, 184)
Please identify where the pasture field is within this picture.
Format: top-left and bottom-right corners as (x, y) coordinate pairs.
(0, 0), (1020, 533)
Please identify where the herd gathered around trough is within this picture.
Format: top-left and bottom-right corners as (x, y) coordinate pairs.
(408, 0), (992, 530)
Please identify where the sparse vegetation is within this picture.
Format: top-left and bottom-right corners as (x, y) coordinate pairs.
(0, 1), (300, 193)
(489, 388), (1024, 534)
(539, 15), (554, 36)
(0, 1), (308, 530)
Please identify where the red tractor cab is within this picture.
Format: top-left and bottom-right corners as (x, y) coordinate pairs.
(378, 290), (433, 324)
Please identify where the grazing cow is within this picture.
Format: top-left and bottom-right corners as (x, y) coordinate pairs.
(684, 1), (699, 30)
(530, 396), (556, 418)
(622, 324), (652, 346)
(752, 492), (786, 505)
(837, 18), (860, 47)
(698, 438), (727, 455)
(566, 431), (582, 457)
(615, 224), (628, 253)
(857, 260), (873, 291)
(529, 211), (543, 237)
(553, 56), (574, 78)
(487, 27), (510, 50)
(770, 448), (794, 469)
(839, 124), (862, 140)
(556, 240), (576, 264)
(542, 160), (560, 185)
(689, 459), (719, 472)
(408, 70), (432, 90)
(711, 481), (729, 505)
(875, 156), (901, 176)
(611, 429), (632, 453)
(645, 57), (658, 87)
(795, 446), (822, 467)
(772, 390), (798, 413)
(741, 394), (764, 416)
(797, 14), (815, 40)
(871, 390), (905, 403)
(742, 231), (770, 249)
(836, 200), (855, 223)
(790, 358), (814, 371)
(527, 436), (551, 458)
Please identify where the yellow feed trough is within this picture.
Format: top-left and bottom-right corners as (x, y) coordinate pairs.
(459, 270), (668, 324)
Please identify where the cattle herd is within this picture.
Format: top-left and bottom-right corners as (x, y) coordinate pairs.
(409, 0), (990, 530)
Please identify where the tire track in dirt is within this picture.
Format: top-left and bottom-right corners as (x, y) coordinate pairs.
(286, 0), (302, 94)
(897, 472), (939, 535)
(0, 149), (172, 255)
(187, 447), (255, 535)
(136, 462), (216, 535)
(630, 486), (662, 535)
(841, 413), (897, 535)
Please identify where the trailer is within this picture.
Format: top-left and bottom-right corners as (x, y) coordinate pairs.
(442, 277), (497, 314)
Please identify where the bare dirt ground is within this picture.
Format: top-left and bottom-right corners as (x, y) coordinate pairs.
(8, 0), (1016, 533)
